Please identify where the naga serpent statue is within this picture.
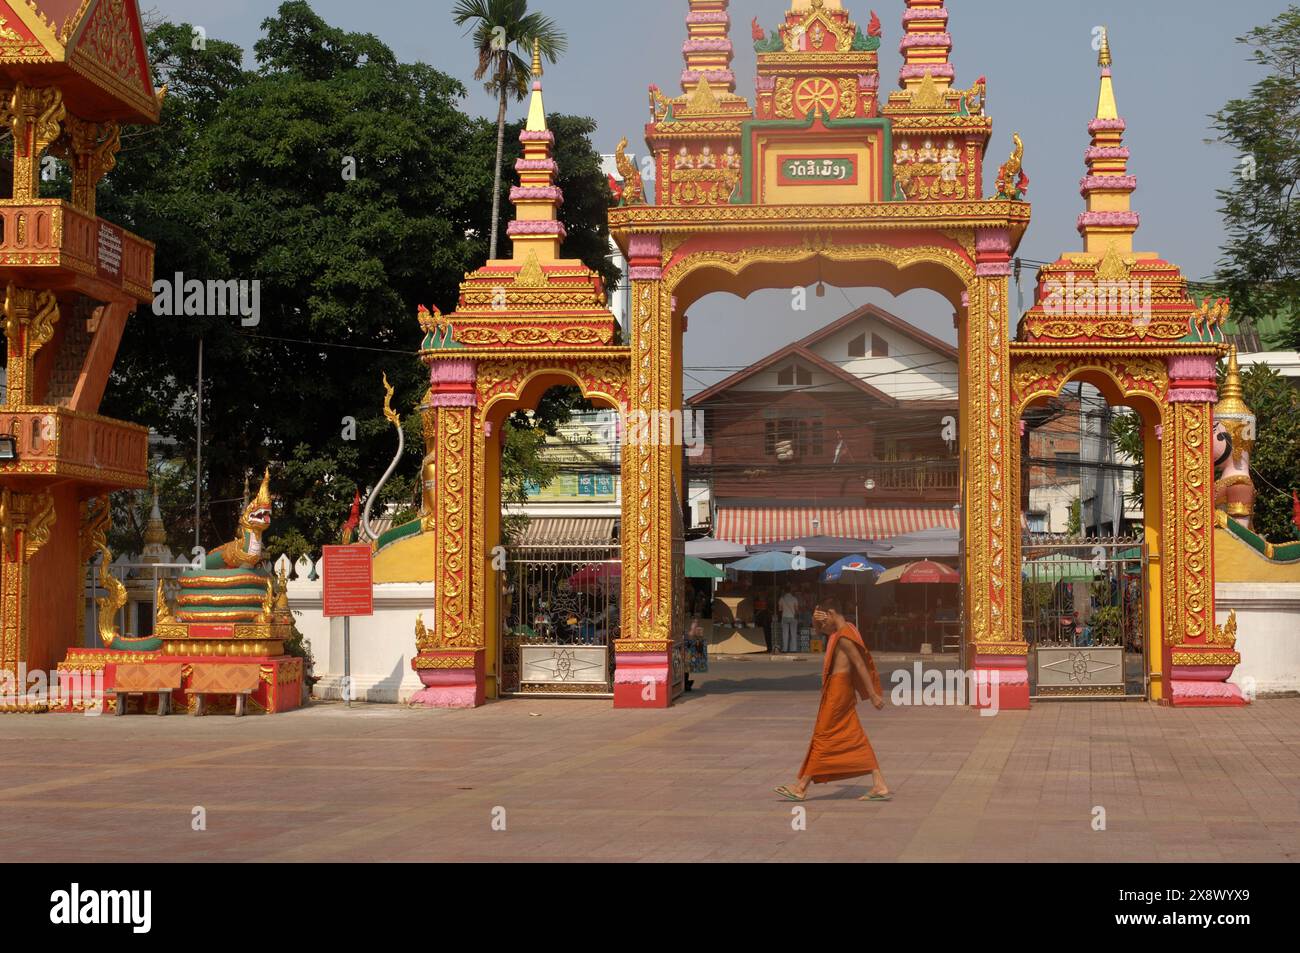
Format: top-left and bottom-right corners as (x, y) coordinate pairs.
(206, 468), (274, 570)
(360, 373), (404, 543)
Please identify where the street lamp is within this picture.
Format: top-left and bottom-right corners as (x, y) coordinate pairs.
(0, 436), (17, 462)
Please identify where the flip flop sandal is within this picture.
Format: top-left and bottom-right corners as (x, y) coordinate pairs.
(860, 793), (893, 802)
(774, 785), (806, 802)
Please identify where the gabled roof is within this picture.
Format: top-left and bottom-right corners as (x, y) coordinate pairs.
(793, 302), (959, 360)
(0, 0), (160, 123)
(689, 341), (899, 407)
(688, 303), (957, 406)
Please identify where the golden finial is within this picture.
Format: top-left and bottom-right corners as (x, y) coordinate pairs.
(252, 467), (273, 509)
(1098, 27), (1112, 68)
(532, 38), (542, 79)
(382, 372), (401, 427)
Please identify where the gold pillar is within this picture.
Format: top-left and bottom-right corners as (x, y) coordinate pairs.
(3, 83), (66, 204)
(623, 277), (676, 646)
(0, 489), (57, 691)
(3, 285), (60, 408)
(966, 273), (1020, 650)
(1143, 421), (1165, 700)
(1161, 401), (1216, 649)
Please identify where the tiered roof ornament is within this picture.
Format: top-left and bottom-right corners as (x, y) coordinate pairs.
(1016, 29), (1219, 364)
(424, 43), (619, 355)
(1078, 28), (1139, 256)
(614, 0), (1002, 210)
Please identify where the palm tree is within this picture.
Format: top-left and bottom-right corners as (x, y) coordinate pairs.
(452, 0), (567, 260)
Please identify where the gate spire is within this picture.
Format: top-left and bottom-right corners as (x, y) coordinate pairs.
(899, 0), (953, 92)
(507, 39), (566, 264)
(681, 0), (737, 95)
(1078, 28), (1140, 256)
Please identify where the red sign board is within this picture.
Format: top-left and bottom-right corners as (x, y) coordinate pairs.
(322, 545), (374, 618)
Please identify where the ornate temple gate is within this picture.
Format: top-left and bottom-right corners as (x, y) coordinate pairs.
(409, 0), (1246, 709)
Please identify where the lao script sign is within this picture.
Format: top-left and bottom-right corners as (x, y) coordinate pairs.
(778, 155), (858, 186)
(322, 544), (374, 618)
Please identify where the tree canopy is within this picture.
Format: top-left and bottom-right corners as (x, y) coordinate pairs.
(1212, 5), (1300, 348)
(98, 1), (617, 559)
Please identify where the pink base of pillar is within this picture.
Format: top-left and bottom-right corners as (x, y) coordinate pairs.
(410, 650), (485, 709)
(1169, 678), (1248, 707)
(613, 652), (671, 709)
(973, 657), (1030, 711)
(410, 684), (481, 709)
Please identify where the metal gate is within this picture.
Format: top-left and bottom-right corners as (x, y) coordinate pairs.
(498, 542), (620, 697)
(1021, 535), (1148, 700)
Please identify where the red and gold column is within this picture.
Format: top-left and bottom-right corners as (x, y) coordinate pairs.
(410, 359), (486, 708)
(1162, 358), (1243, 706)
(967, 230), (1029, 709)
(615, 234), (679, 708)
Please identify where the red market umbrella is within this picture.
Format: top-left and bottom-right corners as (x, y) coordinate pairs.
(875, 561), (960, 645)
(876, 560), (960, 585)
(567, 562), (621, 587)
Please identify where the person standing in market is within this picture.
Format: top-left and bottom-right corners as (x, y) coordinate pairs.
(778, 588), (801, 654)
(775, 598), (892, 802)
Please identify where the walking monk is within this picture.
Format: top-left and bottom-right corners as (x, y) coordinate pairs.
(775, 598), (892, 802)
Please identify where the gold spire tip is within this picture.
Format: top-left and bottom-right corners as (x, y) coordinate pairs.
(532, 39), (542, 78)
(1098, 28), (1112, 68)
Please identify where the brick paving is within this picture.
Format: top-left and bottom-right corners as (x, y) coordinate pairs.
(0, 656), (1296, 862)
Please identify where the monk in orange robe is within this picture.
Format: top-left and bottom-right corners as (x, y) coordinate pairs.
(776, 598), (892, 802)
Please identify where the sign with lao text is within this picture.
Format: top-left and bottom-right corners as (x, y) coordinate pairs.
(322, 544), (374, 618)
(778, 155), (858, 186)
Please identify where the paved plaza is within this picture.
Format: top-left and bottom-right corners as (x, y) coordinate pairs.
(1, 657), (1296, 863)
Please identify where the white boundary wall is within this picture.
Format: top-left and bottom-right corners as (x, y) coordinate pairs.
(1220, 582), (1300, 697)
(278, 555), (431, 704)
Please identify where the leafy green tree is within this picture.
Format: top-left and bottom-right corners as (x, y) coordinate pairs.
(1239, 363), (1300, 542)
(1211, 6), (1300, 347)
(452, 0), (567, 260)
(98, 2), (613, 560)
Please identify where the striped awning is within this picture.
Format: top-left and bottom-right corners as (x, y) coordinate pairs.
(715, 507), (960, 547)
(513, 517), (617, 546)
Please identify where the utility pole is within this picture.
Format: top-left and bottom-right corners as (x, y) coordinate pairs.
(195, 335), (203, 551)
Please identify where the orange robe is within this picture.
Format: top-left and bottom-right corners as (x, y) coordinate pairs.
(799, 623), (883, 784)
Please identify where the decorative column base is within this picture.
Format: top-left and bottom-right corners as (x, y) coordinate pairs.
(972, 645), (1030, 711)
(613, 640), (673, 709)
(411, 649), (485, 709)
(1168, 648), (1247, 707)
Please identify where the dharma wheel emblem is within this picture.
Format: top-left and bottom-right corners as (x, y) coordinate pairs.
(794, 77), (838, 116)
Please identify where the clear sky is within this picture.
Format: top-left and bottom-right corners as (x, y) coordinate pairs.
(149, 1), (1280, 392)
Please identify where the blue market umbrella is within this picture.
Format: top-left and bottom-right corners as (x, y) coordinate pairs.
(822, 555), (886, 629)
(821, 555), (886, 583)
(728, 551), (824, 655)
(729, 551), (825, 573)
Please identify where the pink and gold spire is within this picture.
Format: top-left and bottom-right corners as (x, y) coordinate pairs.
(1078, 28), (1139, 255)
(899, 0), (953, 91)
(681, 0), (736, 95)
(506, 41), (566, 263)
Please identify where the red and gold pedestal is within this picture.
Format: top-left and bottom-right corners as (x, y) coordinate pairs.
(410, 648), (485, 709)
(55, 647), (303, 715)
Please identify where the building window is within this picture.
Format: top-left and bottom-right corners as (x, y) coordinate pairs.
(848, 333), (866, 358)
(872, 334), (889, 358)
(765, 412), (825, 460)
(777, 364), (812, 387)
